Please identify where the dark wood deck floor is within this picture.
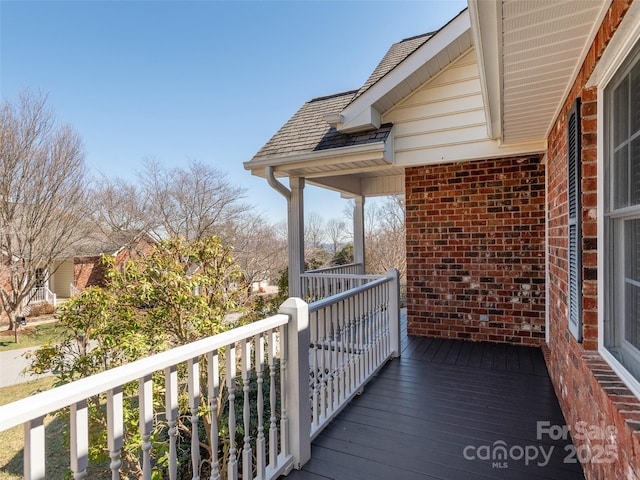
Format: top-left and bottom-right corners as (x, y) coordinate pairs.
(284, 317), (585, 480)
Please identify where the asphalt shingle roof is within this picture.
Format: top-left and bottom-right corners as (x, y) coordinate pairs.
(250, 31), (434, 163)
(253, 90), (394, 161)
(354, 32), (434, 101)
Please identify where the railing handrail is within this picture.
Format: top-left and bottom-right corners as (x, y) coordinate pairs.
(308, 274), (391, 313)
(0, 313), (289, 432)
(300, 272), (383, 279)
(304, 262), (362, 274)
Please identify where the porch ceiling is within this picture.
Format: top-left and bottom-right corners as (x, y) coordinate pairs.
(471, 0), (611, 144)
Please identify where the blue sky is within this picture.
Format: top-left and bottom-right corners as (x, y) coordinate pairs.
(1, 0), (467, 223)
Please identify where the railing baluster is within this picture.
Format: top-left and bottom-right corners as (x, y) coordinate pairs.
(207, 350), (221, 480)
(70, 399), (88, 479)
(241, 339), (253, 480)
(187, 358), (201, 480)
(365, 287), (372, 376)
(319, 309), (327, 422)
(139, 375), (153, 480)
(267, 330), (278, 468)
(24, 416), (45, 480)
(331, 303), (339, 410)
(255, 334), (266, 480)
(310, 310), (319, 428)
(348, 294), (356, 393)
(164, 366), (178, 480)
(280, 323), (290, 458)
(338, 300), (347, 403)
(107, 387), (124, 480)
(227, 346), (238, 480)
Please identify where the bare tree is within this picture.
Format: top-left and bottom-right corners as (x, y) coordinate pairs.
(90, 176), (153, 246)
(366, 196), (406, 277)
(226, 212), (288, 295)
(305, 212), (330, 269)
(342, 196), (406, 276)
(325, 218), (347, 255)
(138, 158), (247, 242)
(0, 92), (89, 330)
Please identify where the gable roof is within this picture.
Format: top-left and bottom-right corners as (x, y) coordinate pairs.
(353, 32), (434, 102)
(246, 1), (611, 197)
(245, 9), (471, 194)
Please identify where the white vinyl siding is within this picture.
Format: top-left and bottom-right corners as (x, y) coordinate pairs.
(385, 48), (545, 166)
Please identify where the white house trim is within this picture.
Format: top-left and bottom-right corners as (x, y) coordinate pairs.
(336, 10), (472, 133)
(592, 0), (640, 398)
(468, 0), (502, 140)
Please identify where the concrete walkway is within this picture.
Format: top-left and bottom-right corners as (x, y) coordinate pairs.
(0, 316), (57, 388)
(0, 345), (50, 388)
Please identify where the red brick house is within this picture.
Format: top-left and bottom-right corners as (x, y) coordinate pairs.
(72, 232), (156, 293)
(245, 1), (640, 478)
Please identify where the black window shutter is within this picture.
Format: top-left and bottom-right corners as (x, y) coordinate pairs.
(568, 98), (582, 342)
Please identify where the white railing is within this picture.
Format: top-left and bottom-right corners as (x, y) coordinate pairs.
(0, 271), (401, 479)
(70, 283), (81, 297)
(307, 269), (400, 437)
(21, 286), (57, 315)
(301, 273), (382, 302)
(305, 263), (364, 276)
(28, 286), (57, 306)
(0, 305), (306, 480)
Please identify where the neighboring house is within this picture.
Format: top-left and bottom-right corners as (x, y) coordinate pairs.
(71, 232), (156, 293)
(9, 232), (156, 311)
(245, 1), (640, 478)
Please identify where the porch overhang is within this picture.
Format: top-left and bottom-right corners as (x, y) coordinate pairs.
(469, 0), (612, 145)
(245, 130), (403, 197)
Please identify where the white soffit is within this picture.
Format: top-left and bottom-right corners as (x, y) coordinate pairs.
(474, 0), (611, 145)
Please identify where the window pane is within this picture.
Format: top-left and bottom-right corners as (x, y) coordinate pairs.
(625, 219), (640, 349)
(631, 61), (640, 136)
(615, 76), (629, 147)
(633, 137), (640, 206)
(615, 144), (629, 208)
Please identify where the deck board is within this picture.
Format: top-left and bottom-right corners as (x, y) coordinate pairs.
(282, 318), (584, 480)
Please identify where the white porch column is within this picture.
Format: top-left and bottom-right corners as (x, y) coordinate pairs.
(288, 177), (305, 297)
(353, 196), (365, 274)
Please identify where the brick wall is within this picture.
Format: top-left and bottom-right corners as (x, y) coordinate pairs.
(544, 1), (639, 479)
(73, 237), (156, 291)
(74, 256), (108, 290)
(405, 155), (546, 345)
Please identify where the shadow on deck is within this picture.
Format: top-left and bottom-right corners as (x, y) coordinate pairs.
(284, 315), (585, 480)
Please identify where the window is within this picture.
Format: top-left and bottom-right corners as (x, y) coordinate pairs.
(604, 39), (640, 380)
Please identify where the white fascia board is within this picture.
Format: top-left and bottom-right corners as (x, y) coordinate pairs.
(244, 141), (390, 174)
(587, 0), (640, 88)
(545, 0), (612, 139)
(338, 10), (472, 134)
(468, 0), (502, 140)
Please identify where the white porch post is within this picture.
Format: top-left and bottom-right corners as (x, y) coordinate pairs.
(278, 297), (311, 469)
(288, 177), (305, 297)
(387, 268), (401, 358)
(353, 196), (365, 274)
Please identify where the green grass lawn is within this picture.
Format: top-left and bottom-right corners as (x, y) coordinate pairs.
(0, 322), (62, 352)
(0, 377), (70, 480)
